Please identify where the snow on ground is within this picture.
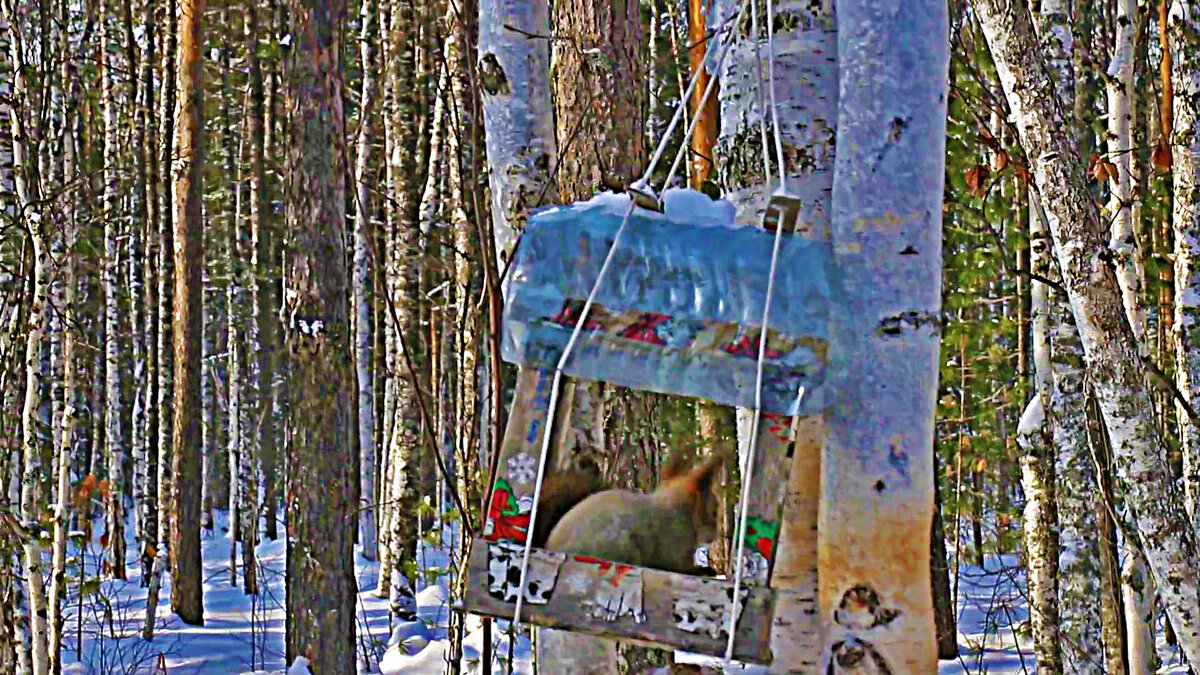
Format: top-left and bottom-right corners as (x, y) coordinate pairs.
(56, 512), (1191, 673)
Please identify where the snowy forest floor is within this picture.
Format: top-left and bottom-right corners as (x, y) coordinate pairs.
(54, 510), (1190, 674)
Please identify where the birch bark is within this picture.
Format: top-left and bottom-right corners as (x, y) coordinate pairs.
(353, 0), (379, 562)
(1016, 396), (1061, 674)
(975, 0), (1200, 660)
(1023, 191), (1062, 674)
(477, 0), (556, 265)
(7, 4), (50, 668)
(101, 0), (126, 582)
(714, 0), (837, 669)
(1172, 0), (1200, 538)
(47, 6), (81, 667)
(821, 1), (948, 668)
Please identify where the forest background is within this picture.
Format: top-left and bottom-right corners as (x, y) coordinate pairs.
(1, 0), (1199, 673)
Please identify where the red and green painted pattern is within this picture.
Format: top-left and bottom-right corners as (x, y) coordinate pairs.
(743, 517), (779, 560)
(485, 477), (531, 543)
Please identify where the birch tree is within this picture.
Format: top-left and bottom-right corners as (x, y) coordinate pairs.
(378, 0), (421, 620)
(100, 0), (126, 582)
(47, 2), (82, 666)
(975, 0), (1200, 661)
(6, 2), (51, 668)
(353, 0), (378, 562)
(1016, 395), (1061, 673)
(477, 0), (556, 264)
(713, 0), (841, 670)
(1027, 3), (1107, 668)
(815, 0), (949, 669)
(1172, 0), (1200, 539)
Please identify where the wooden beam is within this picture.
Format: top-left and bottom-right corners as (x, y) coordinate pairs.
(462, 539), (818, 664)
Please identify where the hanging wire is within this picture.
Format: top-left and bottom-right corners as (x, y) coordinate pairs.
(722, 0), (795, 662)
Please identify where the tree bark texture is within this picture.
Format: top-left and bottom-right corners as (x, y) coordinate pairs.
(1172, 0), (1200, 539)
(476, 0), (556, 266)
(821, 0), (948, 669)
(170, 0), (206, 625)
(353, 0), (378, 562)
(1017, 397), (1062, 674)
(283, 0), (359, 669)
(715, 0), (838, 669)
(101, 0), (126, 583)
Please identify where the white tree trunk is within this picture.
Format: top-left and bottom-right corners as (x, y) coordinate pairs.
(1106, 0), (1147, 348)
(1033, 185), (1104, 671)
(47, 26), (80, 672)
(1016, 397), (1061, 674)
(1023, 192), (1062, 673)
(816, 0), (948, 670)
(374, 0), (396, 597)
(9, 16), (50, 668)
(102, 0), (126, 582)
(975, 0), (1200, 661)
(477, 0), (556, 266)
(1120, 546), (1157, 672)
(713, 2), (838, 666)
(445, 3), (477, 547)
(1171, 0), (1200, 540)
(353, 0), (379, 562)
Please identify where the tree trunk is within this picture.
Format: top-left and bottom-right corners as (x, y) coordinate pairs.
(374, 0), (397, 597)
(380, 0), (421, 623)
(8, 8), (50, 668)
(540, 0), (644, 667)
(1017, 397), (1062, 674)
(687, 0), (718, 188)
(447, 0), (480, 538)
(47, 6), (82, 667)
(256, 0), (280, 544)
(975, 0), (1200, 661)
(170, 0), (206, 625)
(223, 39), (245, 589)
(100, 0), (126, 583)
(476, 0), (556, 265)
(930, 452), (957, 659)
(353, 0), (379, 562)
(1172, 0), (1200, 540)
(158, 0), (178, 569)
(820, 0), (948, 669)
(283, 0), (359, 668)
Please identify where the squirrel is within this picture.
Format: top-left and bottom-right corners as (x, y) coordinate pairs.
(540, 454), (726, 574)
(529, 467), (606, 548)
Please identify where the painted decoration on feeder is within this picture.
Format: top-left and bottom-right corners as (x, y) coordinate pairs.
(501, 189), (842, 416)
(486, 541), (565, 605)
(563, 555), (647, 623)
(672, 575), (751, 639)
(506, 451), (539, 486)
(484, 476), (533, 543)
(743, 517), (780, 560)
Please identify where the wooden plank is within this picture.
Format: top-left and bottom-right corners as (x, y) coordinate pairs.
(740, 413), (801, 587)
(462, 539), (816, 664)
(768, 415), (823, 671)
(482, 367), (572, 544)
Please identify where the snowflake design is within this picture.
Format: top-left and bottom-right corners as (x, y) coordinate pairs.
(507, 452), (538, 486)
